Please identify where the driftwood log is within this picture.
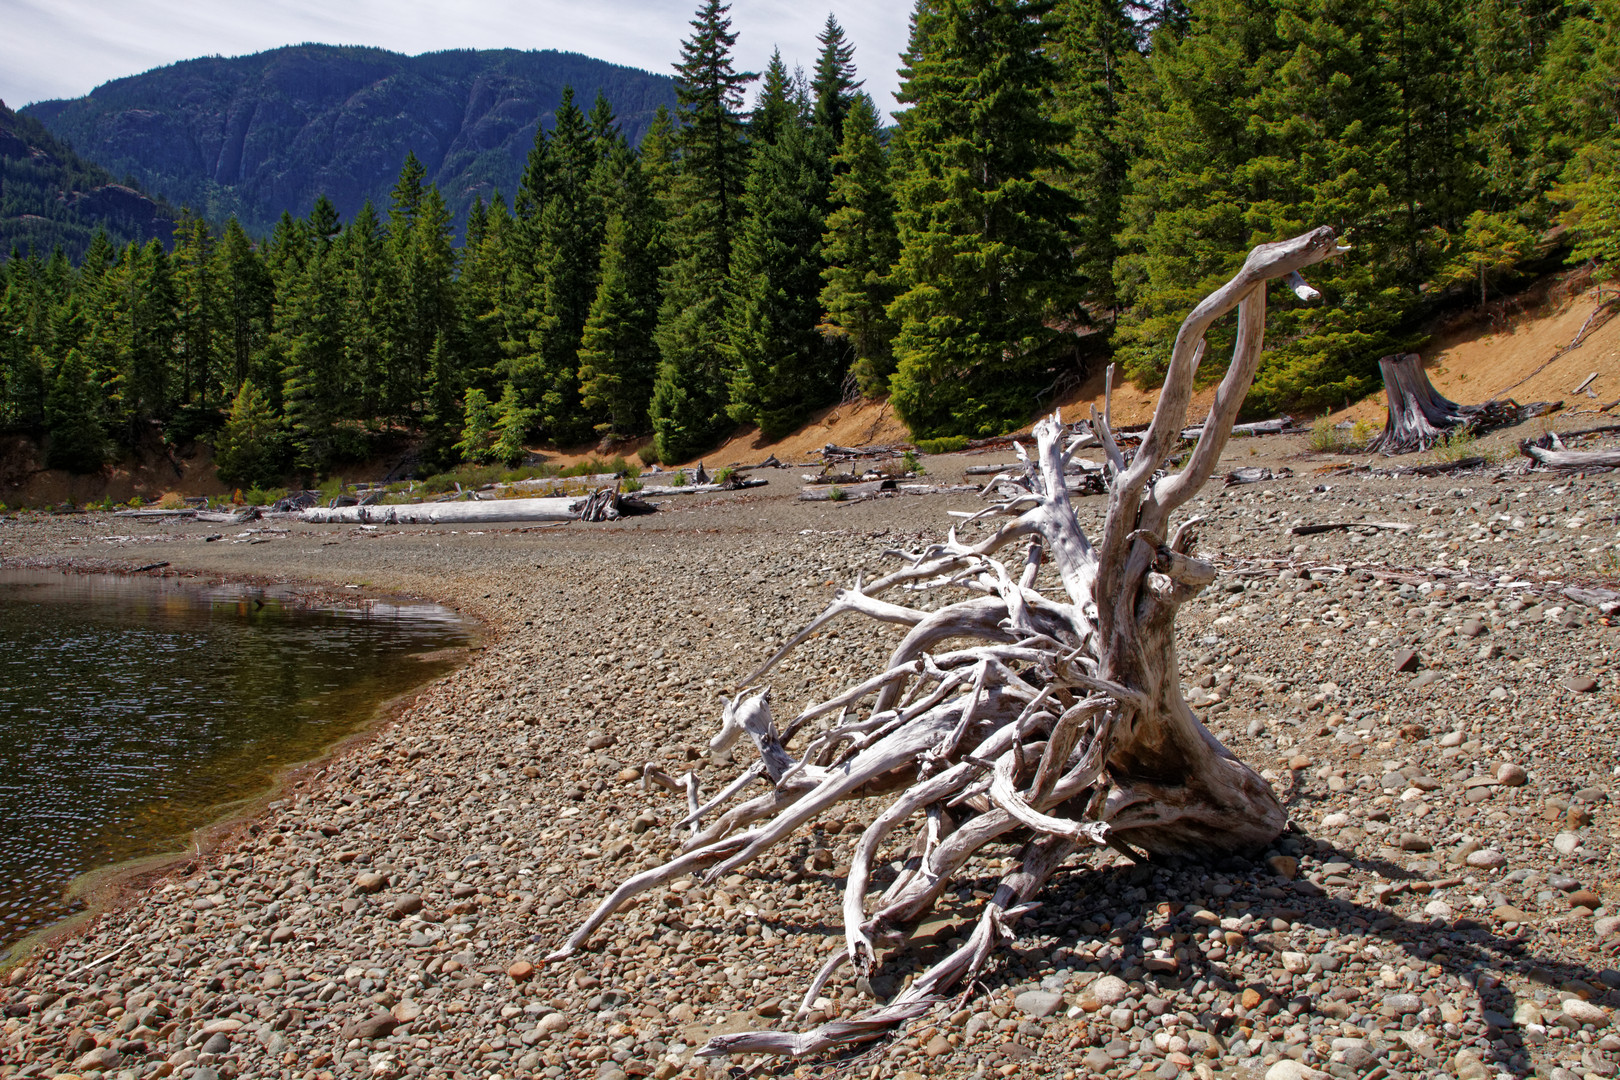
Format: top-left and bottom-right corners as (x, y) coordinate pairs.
(552, 227), (1348, 1059)
(1521, 432), (1620, 472)
(298, 488), (653, 525)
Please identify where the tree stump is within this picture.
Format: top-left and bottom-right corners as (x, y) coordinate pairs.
(1365, 352), (1520, 454)
(550, 226), (1351, 1060)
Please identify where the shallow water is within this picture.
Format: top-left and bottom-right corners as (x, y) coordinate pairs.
(0, 569), (471, 953)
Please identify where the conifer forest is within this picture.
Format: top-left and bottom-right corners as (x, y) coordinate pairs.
(3, 0), (1619, 483)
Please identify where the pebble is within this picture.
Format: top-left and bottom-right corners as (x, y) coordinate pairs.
(1497, 762), (1528, 786)
(1091, 974), (1130, 1007)
(3, 468), (1618, 1080)
(1563, 999), (1611, 1028)
(1554, 831), (1581, 855)
(1014, 990), (1064, 1018)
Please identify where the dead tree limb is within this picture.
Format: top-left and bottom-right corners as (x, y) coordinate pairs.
(1521, 433), (1620, 472)
(550, 227), (1348, 1060)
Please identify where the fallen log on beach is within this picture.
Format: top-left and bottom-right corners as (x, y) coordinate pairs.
(299, 488), (655, 525)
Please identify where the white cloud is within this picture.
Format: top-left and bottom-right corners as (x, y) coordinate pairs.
(0, 0), (911, 117)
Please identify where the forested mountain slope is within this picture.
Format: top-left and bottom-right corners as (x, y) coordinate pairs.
(0, 100), (175, 260)
(23, 45), (676, 237)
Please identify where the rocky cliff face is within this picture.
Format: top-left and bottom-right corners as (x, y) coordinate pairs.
(24, 45), (677, 238)
(0, 100), (175, 260)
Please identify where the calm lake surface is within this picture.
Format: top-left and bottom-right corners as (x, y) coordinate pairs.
(0, 569), (471, 954)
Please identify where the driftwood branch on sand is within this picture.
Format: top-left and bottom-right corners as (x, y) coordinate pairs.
(552, 226), (1350, 1060)
(299, 488), (654, 525)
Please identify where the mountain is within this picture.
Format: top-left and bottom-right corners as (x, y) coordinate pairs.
(0, 99), (176, 260)
(23, 44), (678, 240)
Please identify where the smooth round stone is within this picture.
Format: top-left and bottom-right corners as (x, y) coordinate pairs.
(1092, 974), (1130, 1007)
(1465, 848), (1506, 869)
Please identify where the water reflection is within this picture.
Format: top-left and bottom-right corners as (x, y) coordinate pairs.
(0, 570), (471, 953)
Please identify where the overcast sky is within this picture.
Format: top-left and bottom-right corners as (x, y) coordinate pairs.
(0, 0), (912, 116)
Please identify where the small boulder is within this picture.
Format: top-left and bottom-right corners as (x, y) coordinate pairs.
(1091, 975), (1130, 1007)
(387, 894), (423, 920)
(1392, 648), (1420, 673)
(1563, 999), (1611, 1028)
(1015, 990), (1064, 1018)
(354, 872), (388, 894)
(356, 1012), (399, 1040)
(1496, 763), (1528, 787)
(508, 960), (536, 982)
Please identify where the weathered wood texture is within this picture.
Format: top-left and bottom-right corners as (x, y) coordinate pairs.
(1365, 353), (1532, 454)
(553, 227), (1349, 1060)
(299, 489), (653, 525)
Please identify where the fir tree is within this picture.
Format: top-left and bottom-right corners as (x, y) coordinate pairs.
(812, 14), (864, 146)
(650, 0), (758, 463)
(279, 242), (347, 470)
(1050, 0), (1141, 314)
(530, 87), (609, 444)
(171, 211), (222, 408)
(454, 386), (498, 463)
(820, 93), (900, 397)
(726, 80), (838, 439)
(578, 156), (665, 437)
(43, 347), (107, 472)
(213, 378), (281, 487)
(887, 0), (1083, 439)
(217, 218), (274, 395)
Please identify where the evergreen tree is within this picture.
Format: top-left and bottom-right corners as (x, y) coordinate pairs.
(279, 242), (347, 470)
(338, 200), (392, 419)
(454, 386), (498, 463)
(99, 239), (178, 442)
(457, 195), (515, 397)
(638, 105), (681, 220)
(820, 93), (901, 397)
(726, 77), (838, 438)
(216, 218), (274, 396)
(213, 378), (281, 487)
(650, 0), (757, 463)
(171, 210), (222, 408)
(887, 0), (1083, 439)
(1050, 0), (1141, 314)
(43, 347), (107, 472)
(530, 87), (609, 444)
(578, 156), (665, 437)
(812, 14), (864, 146)
(385, 158), (457, 420)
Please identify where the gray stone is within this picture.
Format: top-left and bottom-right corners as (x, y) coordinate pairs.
(201, 1032), (232, 1054)
(1382, 993), (1422, 1015)
(1014, 990), (1064, 1018)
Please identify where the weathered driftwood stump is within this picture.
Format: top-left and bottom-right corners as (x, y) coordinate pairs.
(1521, 431), (1620, 471)
(1365, 353), (1521, 454)
(550, 227), (1349, 1059)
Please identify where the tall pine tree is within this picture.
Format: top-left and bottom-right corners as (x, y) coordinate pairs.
(649, 0), (757, 462)
(820, 93), (901, 397)
(887, 0), (1083, 438)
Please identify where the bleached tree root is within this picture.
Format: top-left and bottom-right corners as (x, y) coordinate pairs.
(550, 227), (1348, 1059)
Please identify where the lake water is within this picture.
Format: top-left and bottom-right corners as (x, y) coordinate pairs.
(0, 569), (472, 955)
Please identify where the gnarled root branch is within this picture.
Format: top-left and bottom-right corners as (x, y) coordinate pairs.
(550, 228), (1343, 1059)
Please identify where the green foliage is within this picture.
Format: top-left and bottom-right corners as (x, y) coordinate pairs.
(578, 152), (665, 437)
(1557, 139), (1620, 277)
(650, 0), (757, 463)
(726, 63), (840, 439)
(44, 348), (107, 471)
(820, 93), (900, 397)
(886, 0), (1084, 440)
(1436, 210), (1539, 306)
(827, 484), (846, 501)
(213, 379), (282, 487)
(902, 449), (922, 474)
(454, 387), (498, 464)
(916, 435), (969, 454)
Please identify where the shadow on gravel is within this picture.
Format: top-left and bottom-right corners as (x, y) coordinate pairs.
(729, 845), (1617, 1080)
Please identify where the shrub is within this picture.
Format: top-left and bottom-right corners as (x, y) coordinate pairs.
(243, 487), (288, 506)
(621, 477), (644, 493)
(828, 485), (846, 501)
(672, 472), (688, 487)
(916, 435), (968, 454)
(156, 491), (187, 510)
(637, 444), (660, 467)
(903, 450), (923, 474)
(713, 467), (736, 485)
(1307, 415), (1340, 452)
(1429, 428), (1498, 464)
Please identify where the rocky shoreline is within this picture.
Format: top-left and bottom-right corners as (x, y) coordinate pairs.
(0, 436), (1616, 1080)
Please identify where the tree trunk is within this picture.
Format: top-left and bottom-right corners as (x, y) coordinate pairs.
(298, 489), (653, 525)
(551, 227), (1350, 1060)
(1365, 352), (1520, 454)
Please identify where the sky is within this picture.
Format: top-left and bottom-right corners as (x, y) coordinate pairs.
(0, 0), (913, 116)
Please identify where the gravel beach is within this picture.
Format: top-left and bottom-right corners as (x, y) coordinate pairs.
(0, 434), (1617, 1080)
